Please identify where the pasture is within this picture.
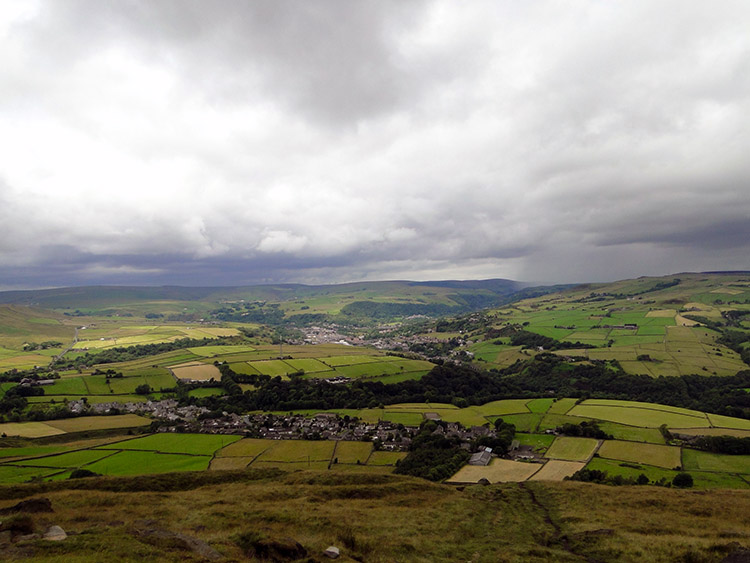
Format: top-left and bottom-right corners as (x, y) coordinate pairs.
(170, 363), (221, 381)
(597, 441), (682, 469)
(98, 433), (240, 455)
(545, 437), (599, 462)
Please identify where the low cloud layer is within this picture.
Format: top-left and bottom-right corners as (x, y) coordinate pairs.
(1, 1), (749, 288)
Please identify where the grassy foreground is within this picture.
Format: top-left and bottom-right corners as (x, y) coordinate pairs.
(1, 470), (749, 562)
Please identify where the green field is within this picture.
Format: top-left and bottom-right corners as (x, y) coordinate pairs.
(97, 433), (241, 455)
(597, 422), (666, 444)
(85, 450), (212, 475)
(597, 440), (681, 469)
(567, 403), (709, 428)
(515, 432), (556, 452)
(682, 450), (750, 473)
(333, 441), (373, 464)
(257, 440), (336, 462)
(545, 437), (599, 461)
(7, 448), (114, 469)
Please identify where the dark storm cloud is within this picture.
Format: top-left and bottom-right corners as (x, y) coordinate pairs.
(1, 1), (749, 288)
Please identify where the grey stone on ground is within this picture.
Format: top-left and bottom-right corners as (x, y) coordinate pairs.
(134, 526), (223, 561)
(43, 525), (67, 541)
(323, 545), (340, 558)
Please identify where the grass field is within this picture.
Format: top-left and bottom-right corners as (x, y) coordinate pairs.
(333, 441), (373, 464)
(85, 450), (212, 475)
(515, 433), (556, 452)
(597, 441), (682, 469)
(0, 421), (66, 438)
(567, 404), (709, 428)
(7, 448), (114, 469)
(367, 451), (407, 465)
(584, 457), (750, 489)
(98, 433), (241, 455)
(257, 440), (336, 462)
(215, 438), (271, 459)
(44, 414), (151, 433)
(545, 437), (599, 462)
(170, 363), (221, 381)
(447, 458), (542, 483)
(528, 460), (585, 481)
(682, 450), (750, 473)
(597, 422), (666, 444)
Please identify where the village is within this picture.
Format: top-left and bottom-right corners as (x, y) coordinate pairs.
(63, 398), (520, 459)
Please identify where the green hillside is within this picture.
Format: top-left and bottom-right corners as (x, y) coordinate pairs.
(453, 272), (750, 377)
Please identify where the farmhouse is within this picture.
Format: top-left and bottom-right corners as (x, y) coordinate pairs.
(469, 447), (493, 466)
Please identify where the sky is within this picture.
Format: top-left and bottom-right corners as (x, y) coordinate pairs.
(1, 1), (749, 289)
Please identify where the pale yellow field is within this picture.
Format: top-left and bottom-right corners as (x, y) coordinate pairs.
(171, 363), (221, 381)
(447, 458), (542, 483)
(646, 310), (677, 318)
(0, 421), (66, 438)
(528, 460), (585, 481)
(45, 414), (151, 433)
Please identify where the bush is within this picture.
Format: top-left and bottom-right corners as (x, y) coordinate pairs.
(672, 472), (694, 488)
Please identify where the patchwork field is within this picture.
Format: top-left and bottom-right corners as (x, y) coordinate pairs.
(464, 273), (750, 377)
(0, 415), (150, 438)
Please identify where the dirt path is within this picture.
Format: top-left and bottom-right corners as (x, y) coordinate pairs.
(518, 482), (604, 563)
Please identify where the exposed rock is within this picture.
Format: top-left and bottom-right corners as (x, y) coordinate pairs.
(43, 525), (67, 541)
(323, 545), (340, 559)
(133, 526), (223, 561)
(0, 498), (53, 515)
(250, 537), (307, 561)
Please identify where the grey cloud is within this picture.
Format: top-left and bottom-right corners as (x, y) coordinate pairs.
(1, 1), (749, 287)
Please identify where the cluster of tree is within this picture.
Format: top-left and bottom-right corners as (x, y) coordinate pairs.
(555, 421), (612, 440)
(393, 421), (470, 481)
(51, 336), (241, 369)
(717, 330), (750, 365)
(210, 303), (285, 325)
(688, 435), (750, 455)
(568, 467), (693, 488)
(472, 417), (516, 452)
(508, 329), (596, 351)
(185, 354), (750, 421)
(22, 341), (63, 351)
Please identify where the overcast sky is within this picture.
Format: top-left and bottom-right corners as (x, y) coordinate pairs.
(1, 1), (749, 289)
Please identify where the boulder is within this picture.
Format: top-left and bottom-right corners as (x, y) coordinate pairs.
(43, 525), (67, 541)
(323, 545), (340, 559)
(134, 527), (223, 561)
